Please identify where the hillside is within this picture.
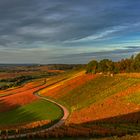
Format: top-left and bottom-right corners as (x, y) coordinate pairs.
(0, 69), (140, 139)
(36, 72), (140, 138)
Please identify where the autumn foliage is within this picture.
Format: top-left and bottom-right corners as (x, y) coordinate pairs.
(40, 73), (96, 99)
(0, 79), (46, 112)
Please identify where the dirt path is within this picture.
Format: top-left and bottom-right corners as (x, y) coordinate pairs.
(0, 71), (88, 139)
(34, 92), (69, 129)
(0, 80), (70, 139)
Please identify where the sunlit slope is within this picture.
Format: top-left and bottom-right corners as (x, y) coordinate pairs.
(125, 91), (140, 105)
(39, 73), (140, 136)
(39, 71), (95, 100)
(45, 75), (140, 111)
(66, 74), (140, 135)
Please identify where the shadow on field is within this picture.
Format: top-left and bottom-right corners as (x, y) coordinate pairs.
(20, 111), (140, 139)
(0, 99), (41, 128)
(0, 99), (20, 112)
(65, 110), (140, 138)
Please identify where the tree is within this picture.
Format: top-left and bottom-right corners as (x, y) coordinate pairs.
(119, 58), (133, 72)
(86, 52), (140, 74)
(133, 53), (140, 72)
(98, 59), (114, 73)
(86, 60), (98, 74)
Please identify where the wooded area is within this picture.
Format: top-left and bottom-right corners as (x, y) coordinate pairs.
(86, 53), (140, 74)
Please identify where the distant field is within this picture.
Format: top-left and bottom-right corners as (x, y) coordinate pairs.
(0, 78), (45, 97)
(0, 99), (63, 126)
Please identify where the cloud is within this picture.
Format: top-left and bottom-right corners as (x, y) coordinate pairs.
(64, 26), (128, 43)
(0, 0), (140, 63)
(51, 46), (140, 64)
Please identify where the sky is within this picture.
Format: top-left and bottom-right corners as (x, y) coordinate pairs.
(0, 0), (140, 64)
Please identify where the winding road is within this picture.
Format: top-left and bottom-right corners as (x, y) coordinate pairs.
(34, 92), (69, 130)
(0, 71), (85, 139)
(0, 82), (69, 139)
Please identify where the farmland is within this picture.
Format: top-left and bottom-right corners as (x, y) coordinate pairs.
(2, 0), (140, 139)
(0, 100), (63, 126)
(0, 64), (140, 139)
(125, 91), (140, 105)
(38, 73), (140, 138)
(40, 74), (140, 110)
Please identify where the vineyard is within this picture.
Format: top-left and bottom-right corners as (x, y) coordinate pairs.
(0, 69), (140, 139)
(38, 73), (140, 139)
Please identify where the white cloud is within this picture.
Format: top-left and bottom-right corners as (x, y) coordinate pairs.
(65, 25), (128, 43)
(16, 26), (60, 36)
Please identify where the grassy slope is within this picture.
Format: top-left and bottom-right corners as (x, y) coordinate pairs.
(45, 70), (85, 86)
(58, 75), (140, 110)
(38, 72), (140, 133)
(125, 91), (140, 105)
(0, 71), (140, 137)
(46, 74), (140, 136)
(0, 99), (63, 126)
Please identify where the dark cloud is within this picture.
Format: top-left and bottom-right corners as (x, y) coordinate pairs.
(0, 0), (140, 63)
(51, 46), (140, 64)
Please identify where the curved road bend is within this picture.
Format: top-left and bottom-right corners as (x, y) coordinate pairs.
(0, 87), (69, 139)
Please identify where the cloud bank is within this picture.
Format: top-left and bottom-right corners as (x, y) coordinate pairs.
(0, 0), (140, 63)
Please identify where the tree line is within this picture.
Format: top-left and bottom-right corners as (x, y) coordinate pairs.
(86, 53), (140, 74)
(47, 64), (86, 70)
(0, 72), (59, 90)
